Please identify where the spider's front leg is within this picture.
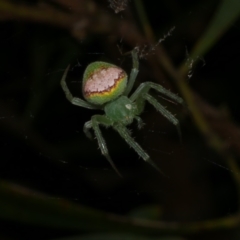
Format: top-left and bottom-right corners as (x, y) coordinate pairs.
(84, 115), (122, 176)
(114, 124), (165, 175)
(83, 121), (93, 139)
(130, 82), (184, 140)
(135, 116), (145, 129)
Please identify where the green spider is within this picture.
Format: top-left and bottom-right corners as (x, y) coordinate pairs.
(61, 48), (184, 176)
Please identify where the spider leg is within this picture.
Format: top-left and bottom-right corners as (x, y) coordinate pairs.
(130, 81), (183, 141)
(113, 124), (165, 175)
(143, 93), (182, 142)
(83, 120), (93, 139)
(61, 65), (99, 109)
(134, 116), (145, 129)
(90, 115), (122, 177)
(130, 81), (184, 106)
(123, 47), (139, 96)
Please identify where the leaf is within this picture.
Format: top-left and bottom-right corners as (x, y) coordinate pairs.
(194, 0), (240, 57)
(128, 205), (162, 220)
(180, 0), (240, 74)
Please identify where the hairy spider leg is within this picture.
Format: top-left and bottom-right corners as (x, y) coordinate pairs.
(134, 116), (145, 129)
(130, 82), (184, 141)
(61, 65), (99, 110)
(130, 82), (184, 105)
(114, 124), (165, 175)
(123, 47), (139, 96)
(84, 115), (122, 177)
(83, 121), (93, 139)
(146, 93), (182, 141)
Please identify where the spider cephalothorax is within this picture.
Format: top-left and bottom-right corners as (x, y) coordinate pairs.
(61, 48), (184, 176)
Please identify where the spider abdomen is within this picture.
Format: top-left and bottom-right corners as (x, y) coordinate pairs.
(104, 96), (137, 125)
(82, 62), (127, 105)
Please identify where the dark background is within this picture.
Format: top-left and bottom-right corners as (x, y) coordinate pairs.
(0, 0), (240, 239)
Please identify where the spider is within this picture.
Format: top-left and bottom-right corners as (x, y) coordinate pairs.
(61, 48), (184, 176)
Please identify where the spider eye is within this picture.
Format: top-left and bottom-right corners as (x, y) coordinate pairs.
(82, 61), (128, 105)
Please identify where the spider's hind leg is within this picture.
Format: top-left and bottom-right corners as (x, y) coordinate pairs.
(123, 47), (139, 96)
(60, 65), (98, 110)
